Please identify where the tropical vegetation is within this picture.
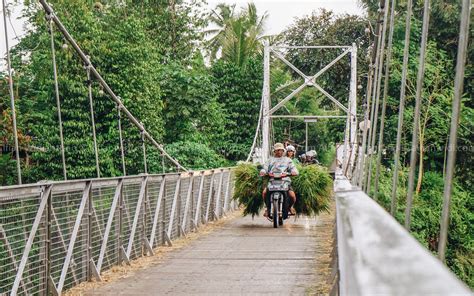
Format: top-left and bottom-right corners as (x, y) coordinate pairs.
(0, 0), (472, 287)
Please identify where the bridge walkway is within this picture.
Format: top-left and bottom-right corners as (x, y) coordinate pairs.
(80, 209), (335, 295)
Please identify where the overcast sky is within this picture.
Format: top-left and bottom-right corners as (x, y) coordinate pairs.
(1, 1), (365, 69)
(206, 0), (365, 35)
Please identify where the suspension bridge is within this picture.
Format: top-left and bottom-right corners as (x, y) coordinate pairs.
(1, 0), (472, 295)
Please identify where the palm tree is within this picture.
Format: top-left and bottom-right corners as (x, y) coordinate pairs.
(205, 3), (236, 61)
(206, 3), (268, 67)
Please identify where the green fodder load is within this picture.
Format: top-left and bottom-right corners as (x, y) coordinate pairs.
(232, 163), (333, 217)
(292, 164), (333, 216)
(232, 163), (265, 217)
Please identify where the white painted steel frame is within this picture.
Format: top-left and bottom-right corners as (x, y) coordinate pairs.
(261, 43), (358, 176)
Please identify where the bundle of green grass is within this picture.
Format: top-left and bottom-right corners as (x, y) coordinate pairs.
(232, 163), (333, 217)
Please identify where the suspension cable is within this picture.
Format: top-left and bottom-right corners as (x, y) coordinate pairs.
(246, 98), (263, 162)
(405, 0), (431, 230)
(39, 0), (187, 172)
(366, 0), (390, 194)
(357, 68), (373, 187)
(47, 13), (67, 180)
(117, 104), (126, 176)
(2, 0), (22, 184)
(359, 11), (384, 188)
(86, 64), (100, 178)
(141, 125), (148, 174)
(362, 0), (386, 190)
(373, 0), (396, 199)
(438, 0), (471, 261)
(390, 0), (413, 215)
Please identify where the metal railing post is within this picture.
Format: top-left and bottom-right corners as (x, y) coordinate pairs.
(193, 172), (205, 229)
(177, 177), (182, 237)
(56, 181), (91, 294)
(149, 176), (165, 248)
(87, 182), (93, 281)
(205, 171), (216, 223)
(45, 186), (52, 296)
(117, 180), (124, 264)
(167, 178), (181, 241)
(125, 176), (148, 261)
(223, 170), (231, 213)
(142, 177), (150, 255)
(98, 179), (123, 272)
(181, 173), (194, 235)
(214, 169), (225, 218)
(11, 184), (53, 295)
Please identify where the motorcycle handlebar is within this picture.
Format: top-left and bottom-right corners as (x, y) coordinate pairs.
(267, 172), (289, 177)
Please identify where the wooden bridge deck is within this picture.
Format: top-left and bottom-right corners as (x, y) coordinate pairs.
(80, 209), (335, 295)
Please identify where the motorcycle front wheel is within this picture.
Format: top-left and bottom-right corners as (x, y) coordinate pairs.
(272, 199), (278, 228)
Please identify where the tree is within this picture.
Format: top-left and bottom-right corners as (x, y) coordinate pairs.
(211, 57), (263, 160)
(2, 0), (208, 182)
(206, 3), (268, 67)
(205, 3), (236, 61)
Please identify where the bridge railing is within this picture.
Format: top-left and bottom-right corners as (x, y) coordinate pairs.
(332, 175), (470, 296)
(0, 168), (236, 296)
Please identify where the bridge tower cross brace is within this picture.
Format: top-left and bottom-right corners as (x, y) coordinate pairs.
(261, 42), (358, 176)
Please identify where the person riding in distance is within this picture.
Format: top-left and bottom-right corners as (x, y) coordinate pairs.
(260, 143), (299, 216)
(286, 145), (300, 165)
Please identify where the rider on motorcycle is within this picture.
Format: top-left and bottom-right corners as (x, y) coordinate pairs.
(286, 145), (300, 165)
(260, 143), (298, 216)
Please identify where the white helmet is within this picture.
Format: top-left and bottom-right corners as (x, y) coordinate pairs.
(286, 145), (296, 152)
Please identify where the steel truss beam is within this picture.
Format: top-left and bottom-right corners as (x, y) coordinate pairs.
(261, 44), (358, 175)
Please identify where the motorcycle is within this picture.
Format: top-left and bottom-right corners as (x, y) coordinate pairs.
(265, 172), (292, 228)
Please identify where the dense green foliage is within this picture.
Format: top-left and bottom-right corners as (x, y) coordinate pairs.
(292, 165), (333, 216)
(211, 58), (262, 160)
(164, 141), (229, 170)
(232, 163), (264, 217)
